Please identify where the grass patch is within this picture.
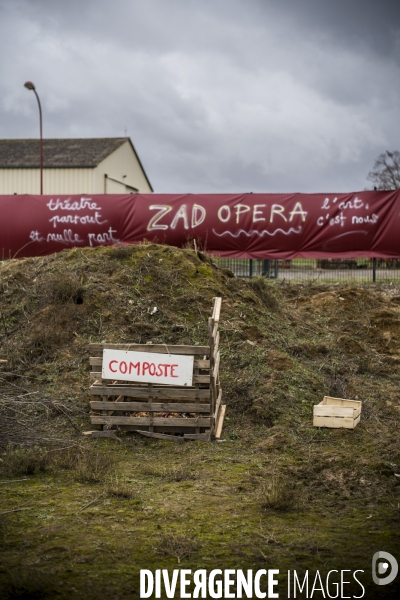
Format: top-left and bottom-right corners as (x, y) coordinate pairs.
(0, 445), (51, 477)
(41, 273), (84, 305)
(141, 463), (198, 482)
(259, 476), (298, 512)
(155, 533), (200, 564)
(0, 567), (56, 599)
(248, 276), (280, 311)
(104, 476), (137, 499)
(73, 449), (116, 484)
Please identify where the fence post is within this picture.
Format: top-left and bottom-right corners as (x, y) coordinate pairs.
(262, 259), (270, 277)
(249, 259), (253, 278)
(372, 258), (376, 283)
(274, 260), (278, 279)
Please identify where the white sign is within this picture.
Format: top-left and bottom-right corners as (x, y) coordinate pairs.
(102, 349), (194, 386)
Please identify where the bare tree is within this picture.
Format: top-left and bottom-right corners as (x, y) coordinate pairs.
(367, 150), (400, 190)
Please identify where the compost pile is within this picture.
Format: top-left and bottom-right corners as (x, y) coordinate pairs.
(0, 243), (399, 452)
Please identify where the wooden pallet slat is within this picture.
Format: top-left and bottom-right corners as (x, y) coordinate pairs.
(90, 416), (211, 427)
(215, 404), (226, 439)
(89, 343), (209, 355)
(89, 386), (211, 399)
(90, 401), (211, 412)
(89, 372), (211, 384)
(135, 431), (185, 443)
(212, 297), (222, 323)
(214, 390), (222, 421)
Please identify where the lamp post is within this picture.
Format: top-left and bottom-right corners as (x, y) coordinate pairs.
(24, 81), (43, 194)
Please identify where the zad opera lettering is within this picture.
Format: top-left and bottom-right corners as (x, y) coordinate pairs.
(1, 191), (399, 259)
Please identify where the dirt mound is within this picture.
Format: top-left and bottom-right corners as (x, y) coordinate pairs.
(1, 244), (400, 445)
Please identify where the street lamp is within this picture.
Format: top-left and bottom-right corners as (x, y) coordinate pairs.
(24, 81), (43, 194)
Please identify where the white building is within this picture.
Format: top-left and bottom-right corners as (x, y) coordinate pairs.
(0, 137), (153, 194)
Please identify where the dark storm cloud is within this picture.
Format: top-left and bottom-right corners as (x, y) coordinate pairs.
(0, 0), (399, 192)
(282, 0), (400, 60)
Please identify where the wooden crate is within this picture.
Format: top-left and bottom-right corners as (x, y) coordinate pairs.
(88, 297), (226, 441)
(313, 396), (362, 429)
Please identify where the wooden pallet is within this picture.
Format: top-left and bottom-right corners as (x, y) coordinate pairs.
(88, 297), (226, 440)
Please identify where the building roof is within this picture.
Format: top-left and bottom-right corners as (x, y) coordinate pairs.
(0, 137), (134, 168)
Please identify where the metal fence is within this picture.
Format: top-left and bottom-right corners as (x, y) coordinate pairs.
(213, 257), (400, 282)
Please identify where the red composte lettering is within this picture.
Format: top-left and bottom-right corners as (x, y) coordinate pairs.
(129, 361), (140, 375)
(107, 359), (180, 379)
(109, 360), (118, 373)
(120, 361), (127, 374)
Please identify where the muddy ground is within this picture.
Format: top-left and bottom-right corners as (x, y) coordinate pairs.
(0, 243), (399, 599)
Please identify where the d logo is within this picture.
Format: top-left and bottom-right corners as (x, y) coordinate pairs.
(372, 551), (398, 586)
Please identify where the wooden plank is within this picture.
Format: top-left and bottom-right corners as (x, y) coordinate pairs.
(134, 431), (184, 443)
(208, 317), (214, 350)
(108, 394), (123, 415)
(89, 372), (210, 384)
(314, 405), (357, 418)
(90, 357), (210, 369)
(322, 396), (362, 409)
(313, 415), (359, 429)
(117, 425), (206, 433)
(214, 404), (226, 439)
(89, 385), (211, 399)
(82, 430), (118, 438)
(195, 359), (210, 369)
(90, 401), (211, 412)
(209, 345), (219, 416)
(319, 405), (361, 419)
(212, 297), (222, 323)
(184, 432), (211, 441)
(90, 372), (103, 380)
(148, 382), (154, 432)
(194, 365), (200, 435)
(212, 322), (219, 341)
(214, 390), (222, 420)
(89, 343), (209, 355)
(90, 416), (211, 427)
(213, 351), (220, 380)
(212, 333), (220, 360)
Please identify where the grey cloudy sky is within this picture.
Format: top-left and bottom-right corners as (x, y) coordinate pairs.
(0, 0), (399, 193)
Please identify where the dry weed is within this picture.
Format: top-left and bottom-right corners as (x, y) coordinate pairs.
(73, 450), (116, 484)
(0, 444), (51, 477)
(155, 532), (199, 563)
(41, 274), (84, 305)
(104, 476), (136, 499)
(141, 462), (198, 482)
(259, 476), (297, 512)
(53, 445), (82, 470)
(248, 277), (279, 311)
(163, 464), (198, 482)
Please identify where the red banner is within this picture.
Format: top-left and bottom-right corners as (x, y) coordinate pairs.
(1, 192), (400, 259)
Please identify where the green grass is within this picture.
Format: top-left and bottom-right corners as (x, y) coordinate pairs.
(1, 423), (399, 598)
